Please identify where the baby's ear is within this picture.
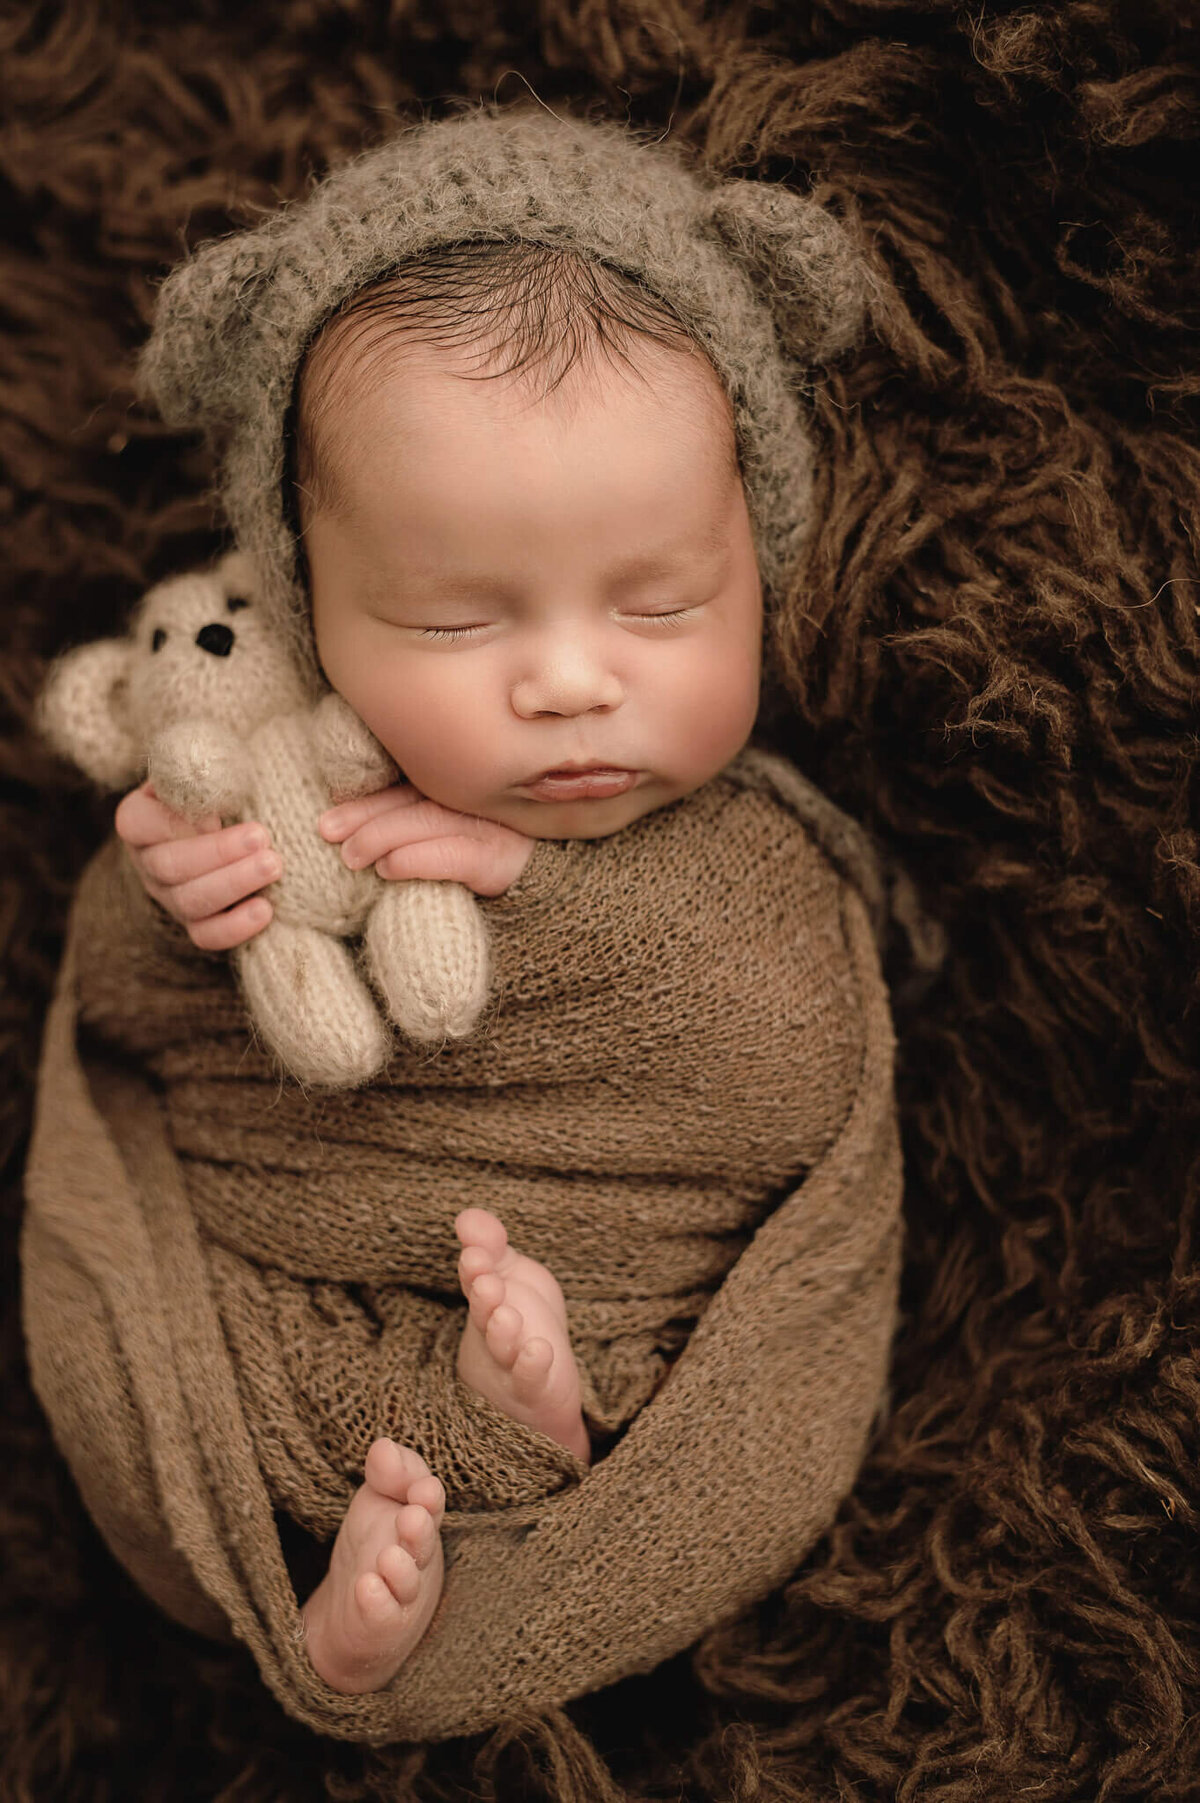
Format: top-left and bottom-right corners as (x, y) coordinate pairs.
(37, 639), (143, 791)
(701, 178), (869, 366)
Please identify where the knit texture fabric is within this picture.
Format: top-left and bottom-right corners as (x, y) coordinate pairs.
(21, 745), (900, 1743)
(137, 98), (867, 686)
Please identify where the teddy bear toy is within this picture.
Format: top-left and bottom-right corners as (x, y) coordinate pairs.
(36, 550), (492, 1087)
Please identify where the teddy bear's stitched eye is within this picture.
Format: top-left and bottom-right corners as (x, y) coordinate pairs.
(226, 596), (250, 613)
(151, 628), (167, 652)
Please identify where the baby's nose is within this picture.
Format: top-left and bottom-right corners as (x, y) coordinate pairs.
(196, 622), (235, 657)
(510, 632), (624, 718)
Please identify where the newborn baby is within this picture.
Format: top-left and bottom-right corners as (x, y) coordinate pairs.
(118, 253), (768, 1691)
(26, 103), (902, 1740)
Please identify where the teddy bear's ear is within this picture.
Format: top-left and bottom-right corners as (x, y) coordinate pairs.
(213, 547), (259, 600)
(36, 639), (143, 791)
(700, 177), (869, 367)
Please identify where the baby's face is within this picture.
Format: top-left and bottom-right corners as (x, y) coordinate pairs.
(304, 340), (763, 840)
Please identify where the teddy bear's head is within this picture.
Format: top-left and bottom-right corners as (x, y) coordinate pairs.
(38, 551), (318, 789)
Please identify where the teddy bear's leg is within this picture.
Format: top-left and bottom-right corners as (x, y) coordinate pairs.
(236, 921), (391, 1087)
(364, 881), (491, 1045)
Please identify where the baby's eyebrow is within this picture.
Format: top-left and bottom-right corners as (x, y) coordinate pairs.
(604, 533), (729, 581)
(396, 528), (730, 596)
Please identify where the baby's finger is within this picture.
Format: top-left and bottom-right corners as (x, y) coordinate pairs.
(115, 780), (222, 844)
(187, 896), (274, 953)
(376, 833), (533, 897)
(162, 846), (283, 922)
(372, 834), (521, 895)
(319, 784), (419, 841)
(373, 834), (475, 885)
(337, 798), (471, 869)
(139, 822), (274, 888)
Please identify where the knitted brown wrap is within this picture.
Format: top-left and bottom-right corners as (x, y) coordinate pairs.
(21, 745), (900, 1743)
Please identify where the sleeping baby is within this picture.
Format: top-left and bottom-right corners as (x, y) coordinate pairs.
(24, 101), (903, 1739)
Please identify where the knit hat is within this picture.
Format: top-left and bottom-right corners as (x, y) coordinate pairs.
(138, 97), (868, 686)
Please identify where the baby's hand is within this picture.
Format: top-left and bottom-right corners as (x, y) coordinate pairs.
(319, 784), (535, 897)
(114, 780), (281, 951)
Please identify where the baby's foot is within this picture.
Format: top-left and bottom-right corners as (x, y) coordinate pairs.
(300, 1437), (444, 1694)
(455, 1207), (590, 1465)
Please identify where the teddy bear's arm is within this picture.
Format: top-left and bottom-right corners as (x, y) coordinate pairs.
(310, 691), (399, 803)
(147, 719), (250, 823)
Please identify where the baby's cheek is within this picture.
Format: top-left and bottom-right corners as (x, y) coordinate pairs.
(366, 666), (493, 801)
(665, 643), (760, 776)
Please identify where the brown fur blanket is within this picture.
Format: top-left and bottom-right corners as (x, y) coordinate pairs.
(4, 0), (1199, 1797)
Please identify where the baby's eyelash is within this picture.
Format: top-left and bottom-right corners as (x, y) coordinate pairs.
(418, 608), (696, 641)
(641, 607), (694, 627)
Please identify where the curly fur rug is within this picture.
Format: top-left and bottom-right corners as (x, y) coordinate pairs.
(3, 1), (1198, 1797)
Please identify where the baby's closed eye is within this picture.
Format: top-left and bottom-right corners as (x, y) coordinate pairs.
(404, 604), (706, 643)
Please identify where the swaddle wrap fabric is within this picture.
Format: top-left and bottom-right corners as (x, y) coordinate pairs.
(22, 746), (901, 1741)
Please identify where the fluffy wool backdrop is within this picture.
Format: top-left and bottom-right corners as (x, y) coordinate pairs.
(3, 1), (1199, 1798)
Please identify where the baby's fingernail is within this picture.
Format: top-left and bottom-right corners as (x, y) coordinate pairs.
(242, 825), (268, 852)
(319, 809), (343, 835)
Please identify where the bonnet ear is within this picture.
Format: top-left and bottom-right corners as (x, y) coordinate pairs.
(702, 178), (868, 367)
(137, 238), (279, 431)
(37, 639), (143, 791)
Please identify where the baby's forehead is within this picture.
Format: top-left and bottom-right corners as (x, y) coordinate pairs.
(312, 311), (725, 414)
(303, 321), (737, 500)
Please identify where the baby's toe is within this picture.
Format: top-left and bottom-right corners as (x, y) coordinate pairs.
(458, 1244), (497, 1290)
(510, 1335), (554, 1403)
(394, 1502), (438, 1571)
(363, 1436), (432, 1501)
(375, 1543), (421, 1608)
(407, 1473), (446, 1525)
(454, 1207), (509, 1259)
(356, 1567), (404, 1624)
(483, 1301), (523, 1369)
(466, 1269), (506, 1331)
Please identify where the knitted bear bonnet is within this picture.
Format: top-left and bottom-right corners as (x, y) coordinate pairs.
(138, 97), (868, 690)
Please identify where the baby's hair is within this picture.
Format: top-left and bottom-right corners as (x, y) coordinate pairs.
(285, 238), (741, 530)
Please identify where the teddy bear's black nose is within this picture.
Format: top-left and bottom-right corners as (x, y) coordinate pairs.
(196, 622), (235, 657)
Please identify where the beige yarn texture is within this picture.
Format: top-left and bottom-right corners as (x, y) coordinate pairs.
(137, 97), (868, 685)
(22, 747), (901, 1742)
